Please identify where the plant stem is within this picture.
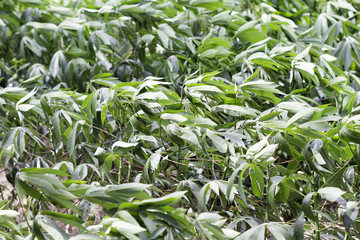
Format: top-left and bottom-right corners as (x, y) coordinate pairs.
(315, 217), (320, 240)
(265, 166), (269, 223)
(177, 145), (181, 181)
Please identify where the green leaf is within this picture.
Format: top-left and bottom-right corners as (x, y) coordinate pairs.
(188, 85), (223, 94)
(302, 192), (317, 222)
(216, 105), (259, 118)
(227, 164), (249, 206)
(50, 51), (66, 78)
(119, 5), (146, 13)
(109, 220), (146, 235)
(235, 224), (265, 240)
(207, 130), (227, 153)
(295, 62), (316, 76)
(120, 191), (186, 210)
(267, 223), (293, 240)
(294, 212), (304, 240)
(42, 210), (85, 230)
(69, 235), (103, 240)
(35, 215), (68, 240)
(293, 45), (312, 63)
(340, 125), (360, 144)
(318, 187), (345, 202)
(0, 210), (19, 218)
(20, 168), (69, 177)
(66, 122), (79, 160)
(17, 87), (38, 106)
(26, 21), (58, 31)
(112, 141), (138, 149)
(247, 136), (269, 157)
(105, 183), (151, 200)
(181, 117), (216, 128)
(198, 183), (211, 211)
(190, 0), (223, 9)
(94, 31), (116, 46)
(173, 128), (199, 146)
(15, 175), (44, 201)
(286, 108), (314, 128)
(343, 201), (358, 230)
(236, 21), (267, 43)
(250, 166), (264, 197)
(161, 113), (188, 123)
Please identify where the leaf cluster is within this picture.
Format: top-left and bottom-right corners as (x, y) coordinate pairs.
(1, 0), (360, 239)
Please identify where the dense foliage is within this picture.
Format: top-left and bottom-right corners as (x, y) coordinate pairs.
(1, 0), (360, 239)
